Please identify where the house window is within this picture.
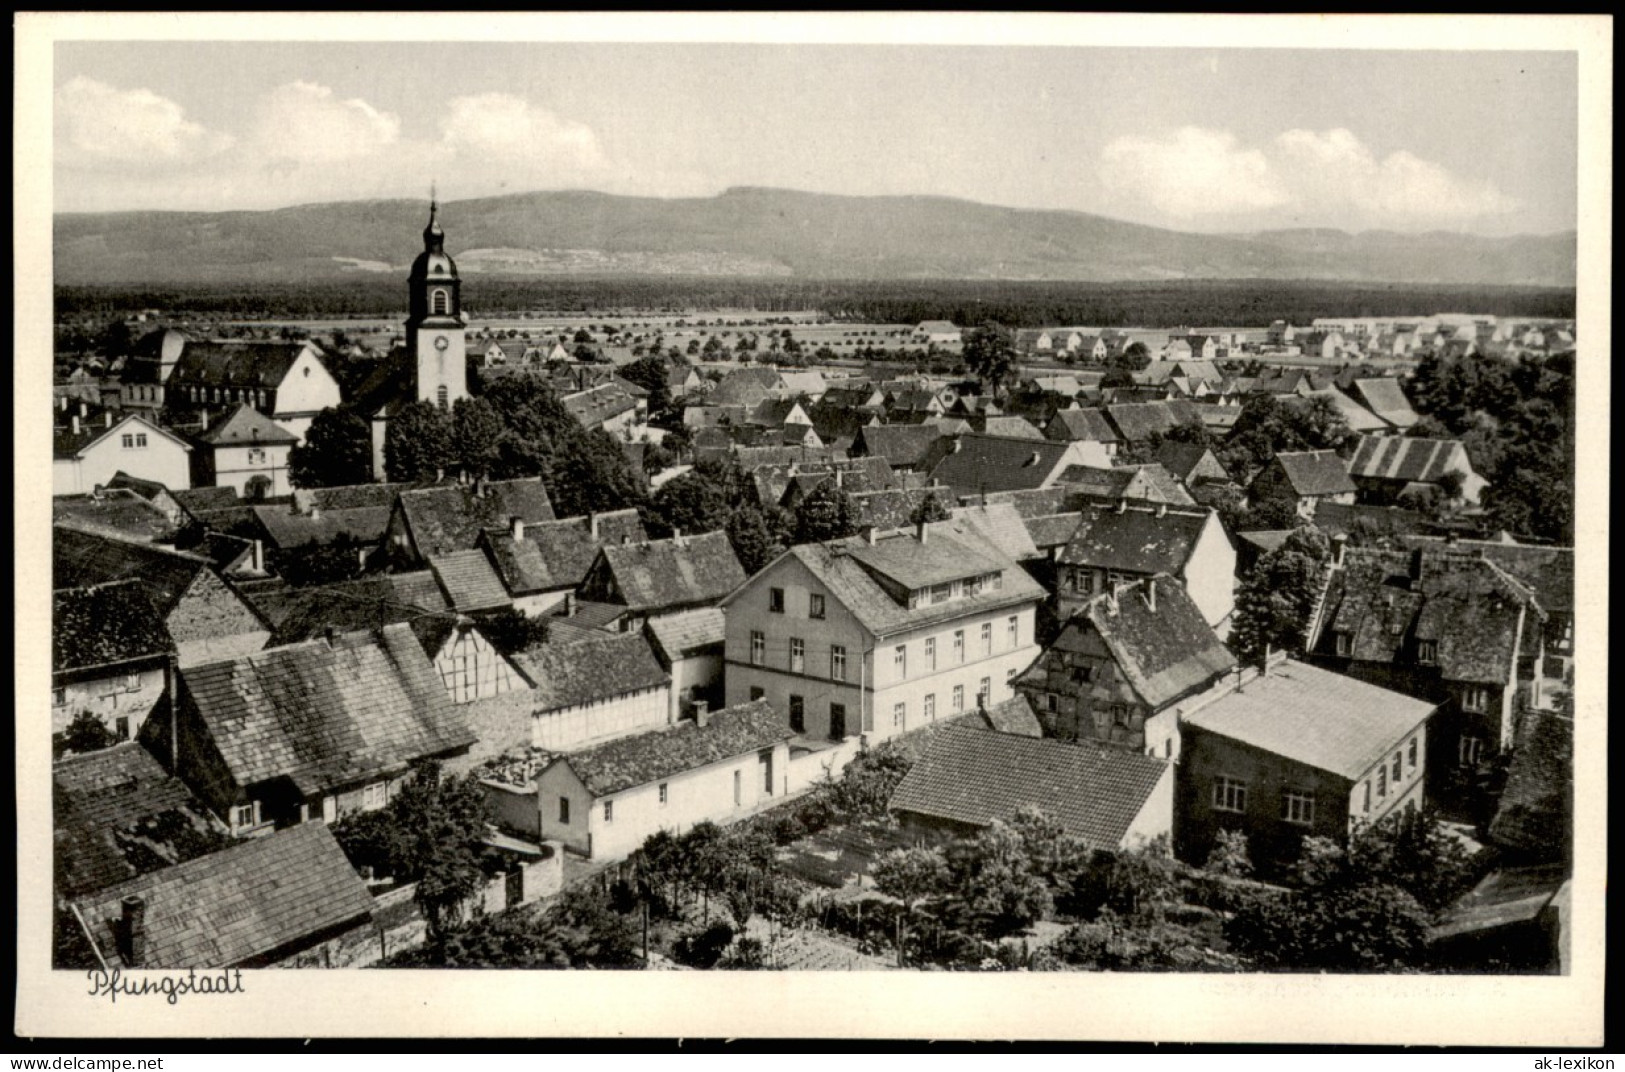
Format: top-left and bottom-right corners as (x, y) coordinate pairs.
(749, 686), (765, 702)
(659, 783), (669, 807)
(894, 644), (907, 679)
(1008, 616), (1019, 649)
(830, 645), (847, 681)
(603, 800), (614, 823)
(808, 593), (825, 619)
(978, 677), (991, 705)
(1378, 766), (1388, 797)
(981, 623), (993, 656)
(1459, 735), (1484, 767)
(363, 782), (388, 811)
(733, 770), (742, 806)
(115, 716), (130, 741)
(952, 685), (965, 712)
(829, 703), (847, 740)
(432, 289), (450, 316)
(121, 434), (135, 448)
(924, 637), (936, 671)
(953, 630), (965, 663)
(1281, 790), (1315, 826)
(437, 385), (449, 410)
(558, 797), (570, 824)
(1363, 780), (1371, 813)
(789, 694), (805, 733)
(1462, 687), (1489, 713)
(893, 702), (906, 730)
(1112, 706), (1132, 728)
(1417, 640), (1438, 664)
(769, 587), (785, 613)
(52, 686), (66, 707)
(928, 583), (952, 605)
(1408, 736), (1418, 770)
(247, 448), (266, 465)
(924, 694), (936, 721)
(1392, 752), (1403, 783)
(965, 576), (982, 598)
(750, 631), (765, 666)
(1335, 633), (1352, 657)
(1045, 694), (1057, 713)
(790, 638), (805, 674)
(232, 803), (256, 830)
(1213, 777), (1247, 814)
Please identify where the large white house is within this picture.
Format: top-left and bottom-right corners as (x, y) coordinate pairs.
(54, 412), (191, 496)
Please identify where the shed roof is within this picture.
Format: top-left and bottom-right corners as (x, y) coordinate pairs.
(645, 607), (727, 661)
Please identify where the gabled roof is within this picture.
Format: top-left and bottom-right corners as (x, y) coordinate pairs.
(553, 699), (790, 797)
(54, 581), (175, 673)
(397, 479), (556, 557)
(847, 487), (949, 531)
(1287, 389), (1389, 435)
(427, 549), (511, 612)
(1349, 436), (1475, 485)
(974, 416), (1045, 440)
(1154, 441), (1226, 484)
(778, 370), (827, 396)
(975, 694), (1044, 738)
(1184, 659), (1434, 780)
(291, 482), (411, 513)
(53, 490), (177, 543)
(854, 424), (945, 469)
(1056, 463), (1196, 506)
(179, 623), (473, 795)
(645, 607), (727, 662)
(1024, 512), (1084, 551)
(1488, 708), (1572, 858)
(170, 339), (323, 389)
(54, 743), (225, 900)
(482, 509), (648, 595)
(250, 572), (450, 646)
(171, 485), (241, 517)
(1430, 863), (1569, 943)
(1309, 502), (1431, 541)
(928, 434), (1084, 498)
(845, 522), (1010, 590)
(1046, 408), (1120, 444)
(1018, 576), (1236, 711)
(1103, 401), (1201, 444)
(888, 723), (1170, 851)
(1058, 504), (1216, 576)
(1400, 539), (1572, 618)
(1350, 378), (1420, 428)
(593, 530), (746, 613)
(53, 525), (215, 616)
(252, 504), (393, 551)
(54, 413), (190, 461)
(948, 502), (1041, 562)
(1261, 450), (1356, 498)
(191, 404), (299, 447)
(511, 630), (669, 714)
(74, 823), (374, 969)
(560, 381), (639, 428)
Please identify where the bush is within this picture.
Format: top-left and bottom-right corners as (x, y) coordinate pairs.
(720, 936), (769, 970)
(672, 921), (736, 969)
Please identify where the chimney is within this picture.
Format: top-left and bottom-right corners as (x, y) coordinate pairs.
(199, 407), (209, 429)
(105, 410), (113, 428)
(693, 700), (711, 727)
(78, 401), (88, 418)
(251, 539), (265, 573)
(1026, 451), (1041, 468)
(435, 467), (445, 484)
(589, 514), (602, 541)
(864, 526), (878, 546)
(325, 625), (339, 647)
(1155, 502), (1167, 519)
(1115, 499), (1127, 514)
(120, 895), (147, 967)
(1332, 532), (1347, 567)
(834, 468), (844, 488)
(1145, 578), (1156, 613)
(71, 414), (80, 435)
(671, 526), (684, 547)
(475, 476), (488, 499)
(59, 395), (68, 412)
(917, 517), (929, 544)
(511, 516), (525, 541)
(1261, 643), (1272, 676)
(951, 439), (963, 453)
(308, 504), (321, 521)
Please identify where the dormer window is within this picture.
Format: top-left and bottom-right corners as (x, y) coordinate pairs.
(1417, 640), (1438, 664)
(1335, 632), (1352, 657)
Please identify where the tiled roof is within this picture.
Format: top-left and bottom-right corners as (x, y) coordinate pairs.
(428, 549), (511, 612)
(1430, 864), (1569, 942)
(1058, 504), (1214, 576)
(975, 694), (1044, 738)
(779, 371), (827, 396)
(1488, 709), (1571, 858)
(53, 525), (212, 615)
(594, 531), (746, 613)
(1349, 436), (1474, 485)
(710, 368), (782, 406)
(1284, 390), (1388, 435)
(974, 416), (1045, 440)
(486, 509), (649, 595)
(1046, 408), (1120, 444)
(1154, 442), (1224, 484)
(1104, 401), (1201, 444)
(75, 823), (374, 969)
(560, 381), (639, 428)
(1402, 539), (1573, 617)
(54, 415), (188, 461)
(172, 486), (241, 517)
(179, 623), (474, 796)
(848, 487), (945, 530)
(191, 404), (298, 447)
(854, 424), (945, 469)
(1266, 450), (1357, 498)
(948, 502), (1041, 562)
(251, 573), (449, 645)
(1054, 463), (1195, 506)
(292, 482), (411, 513)
(53, 743), (225, 900)
(171, 340), (321, 389)
(1184, 658), (1434, 780)
(1310, 502), (1430, 541)
(845, 522), (1009, 590)
(1350, 378), (1419, 428)
(1019, 576), (1235, 711)
(568, 601), (627, 631)
(888, 723), (1170, 851)
(512, 630), (669, 714)
(53, 490), (177, 543)
(54, 581), (175, 673)
(1024, 512), (1084, 551)
(252, 504), (393, 551)
(398, 479), (556, 557)
(105, 471), (179, 504)
(557, 699), (790, 797)
(645, 607), (727, 661)
(928, 434), (1082, 497)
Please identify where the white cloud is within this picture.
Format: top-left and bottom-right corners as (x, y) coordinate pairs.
(1099, 125), (1519, 229)
(251, 81), (401, 164)
(54, 76), (229, 166)
(438, 92), (608, 175)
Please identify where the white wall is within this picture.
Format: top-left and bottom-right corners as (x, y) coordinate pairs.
(275, 347), (344, 428)
(55, 422), (192, 496)
(52, 665), (167, 741)
(210, 443), (294, 498)
(667, 651), (723, 725)
(531, 684), (670, 752)
(1181, 513), (1238, 629)
(1120, 763), (1175, 848)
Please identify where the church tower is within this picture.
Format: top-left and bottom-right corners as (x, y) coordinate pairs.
(405, 195), (468, 410)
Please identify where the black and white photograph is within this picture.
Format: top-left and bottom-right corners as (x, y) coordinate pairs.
(15, 12), (1608, 1046)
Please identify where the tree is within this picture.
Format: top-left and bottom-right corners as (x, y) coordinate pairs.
(451, 396), (504, 478)
(289, 407), (373, 488)
(621, 355), (673, 415)
(1229, 525), (1332, 664)
(1107, 341), (1153, 373)
(427, 911), (572, 969)
(826, 740), (913, 821)
(646, 470), (731, 538)
(725, 502), (785, 576)
(1204, 829), (1253, 879)
(384, 400), (455, 483)
(1347, 806), (1482, 914)
(907, 492), (953, 526)
(61, 710), (116, 755)
(961, 322), (1017, 399)
(790, 480), (858, 544)
(871, 846), (949, 965)
(946, 820), (1053, 938)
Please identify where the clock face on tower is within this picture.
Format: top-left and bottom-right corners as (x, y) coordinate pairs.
(434, 335), (449, 352)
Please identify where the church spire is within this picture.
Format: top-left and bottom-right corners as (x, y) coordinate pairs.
(423, 184), (444, 250)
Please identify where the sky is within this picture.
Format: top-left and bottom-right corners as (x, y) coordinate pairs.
(51, 34), (1579, 235)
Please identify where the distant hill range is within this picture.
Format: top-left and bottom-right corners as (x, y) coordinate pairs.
(54, 187), (1576, 288)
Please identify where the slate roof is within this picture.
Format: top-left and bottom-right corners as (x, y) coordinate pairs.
(1264, 450), (1357, 498)
(1400, 539), (1573, 618)
(511, 631), (670, 714)
(928, 435), (1083, 497)
(645, 607), (727, 662)
(53, 490), (177, 543)
(1046, 408), (1121, 444)
(74, 822), (374, 969)
(975, 694), (1044, 738)
(854, 424), (945, 469)
(1184, 659), (1434, 780)
(191, 404), (298, 447)
(1350, 378), (1419, 429)
(397, 479), (556, 557)
(1019, 576), (1236, 711)
(428, 549), (511, 612)
(888, 723), (1170, 851)
(292, 482), (410, 514)
(554, 699), (790, 797)
(170, 340), (321, 389)
(54, 581), (175, 673)
(1058, 504), (1214, 576)
(253, 504), (393, 551)
(949, 502), (1042, 562)
(1349, 436), (1474, 485)
(593, 531), (746, 613)
(179, 623), (474, 796)
(53, 743), (226, 901)
(172, 486), (241, 517)
(1488, 709), (1572, 858)
(53, 526), (213, 614)
(1104, 401), (1201, 444)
